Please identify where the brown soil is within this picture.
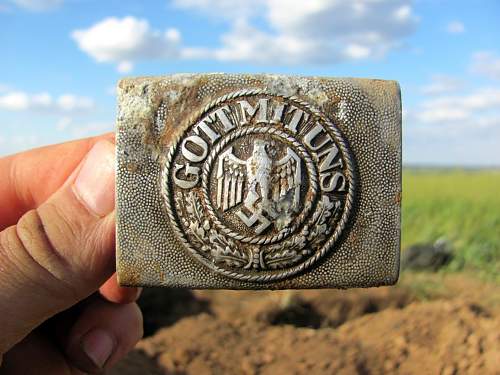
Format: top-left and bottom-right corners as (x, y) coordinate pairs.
(109, 273), (500, 375)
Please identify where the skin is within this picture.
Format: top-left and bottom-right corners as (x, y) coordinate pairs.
(0, 133), (143, 374)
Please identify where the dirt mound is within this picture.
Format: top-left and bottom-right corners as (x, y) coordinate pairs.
(336, 301), (499, 374)
(195, 287), (412, 329)
(109, 276), (500, 375)
(136, 314), (370, 375)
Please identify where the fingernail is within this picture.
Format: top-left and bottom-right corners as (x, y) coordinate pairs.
(81, 328), (115, 369)
(136, 287), (143, 300)
(74, 140), (116, 217)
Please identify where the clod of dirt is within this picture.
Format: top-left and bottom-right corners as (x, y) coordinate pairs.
(402, 238), (453, 271)
(267, 298), (325, 328)
(138, 289), (211, 336)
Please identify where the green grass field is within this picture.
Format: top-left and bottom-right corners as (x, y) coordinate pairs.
(402, 169), (500, 280)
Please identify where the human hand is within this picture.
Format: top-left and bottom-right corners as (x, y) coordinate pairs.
(0, 134), (143, 374)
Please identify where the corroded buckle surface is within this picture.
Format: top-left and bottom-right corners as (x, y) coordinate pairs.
(116, 74), (401, 289)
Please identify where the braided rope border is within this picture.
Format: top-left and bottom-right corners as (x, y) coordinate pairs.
(161, 89), (356, 283)
(200, 126), (318, 245)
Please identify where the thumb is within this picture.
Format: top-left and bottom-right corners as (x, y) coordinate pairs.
(0, 140), (116, 354)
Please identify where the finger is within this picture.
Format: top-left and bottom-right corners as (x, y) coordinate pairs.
(64, 298), (143, 373)
(2, 331), (86, 375)
(99, 273), (142, 304)
(0, 139), (116, 355)
(0, 132), (114, 230)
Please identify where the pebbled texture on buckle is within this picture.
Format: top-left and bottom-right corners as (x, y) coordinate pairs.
(116, 74), (401, 289)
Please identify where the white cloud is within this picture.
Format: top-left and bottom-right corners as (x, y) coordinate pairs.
(173, 0), (264, 19)
(0, 92), (29, 110)
(191, 19), (333, 64)
(0, 90), (94, 113)
(9, 0), (63, 11)
(471, 51), (500, 80)
(417, 107), (470, 123)
(405, 86), (500, 166)
(345, 44), (371, 60)
(446, 20), (465, 34)
(71, 16), (181, 72)
(117, 61), (134, 73)
(73, 1), (419, 68)
(420, 75), (462, 95)
(57, 94), (93, 111)
(198, 0), (419, 64)
(407, 87), (500, 153)
(416, 87), (500, 124)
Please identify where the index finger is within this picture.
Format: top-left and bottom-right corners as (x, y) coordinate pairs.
(0, 133), (115, 231)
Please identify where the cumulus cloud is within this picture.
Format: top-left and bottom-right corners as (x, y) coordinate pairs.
(409, 87), (500, 129)
(405, 86), (500, 165)
(117, 61), (134, 73)
(9, 0), (63, 11)
(173, 0), (263, 18)
(408, 59), (500, 162)
(186, 0), (419, 64)
(73, 1), (419, 69)
(470, 51), (500, 80)
(420, 75), (463, 95)
(0, 90), (94, 113)
(71, 17), (181, 72)
(446, 21), (465, 34)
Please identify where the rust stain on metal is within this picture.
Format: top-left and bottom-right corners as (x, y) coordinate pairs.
(116, 73), (402, 289)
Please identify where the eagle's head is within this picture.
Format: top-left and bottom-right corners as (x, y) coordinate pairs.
(253, 140), (269, 154)
(252, 140), (276, 159)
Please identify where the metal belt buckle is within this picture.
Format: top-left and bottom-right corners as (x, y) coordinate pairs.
(116, 74), (401, 289)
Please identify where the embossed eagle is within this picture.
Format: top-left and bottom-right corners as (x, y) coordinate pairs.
(216, 140), (302, 219)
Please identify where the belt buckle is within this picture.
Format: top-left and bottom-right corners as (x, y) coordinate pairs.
(116, 74), (401, 289)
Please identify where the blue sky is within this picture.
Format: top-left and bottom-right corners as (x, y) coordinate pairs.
(1, 0), (500, 166)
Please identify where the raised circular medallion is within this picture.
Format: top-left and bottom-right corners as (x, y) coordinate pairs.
(162, 89), (355, 282)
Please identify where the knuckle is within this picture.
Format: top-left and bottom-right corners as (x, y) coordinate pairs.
(17, 208), (63, 262)
(16, 209), (53, 252)
(8, 208), (81, 301)
(37, 201), (81, 252)
(0, 226), (30, 284)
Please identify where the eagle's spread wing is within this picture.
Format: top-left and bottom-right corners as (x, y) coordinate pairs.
(272, 149), (301, 211)
(216, 147), (247, 211)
